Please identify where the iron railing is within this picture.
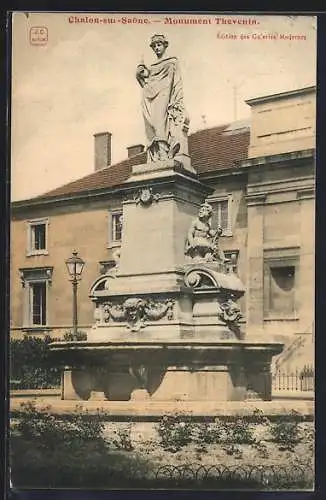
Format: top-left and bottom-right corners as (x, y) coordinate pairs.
(272, 365), (314, 392)
(154, 463), (313, 487)
(100, 462), (313, 489)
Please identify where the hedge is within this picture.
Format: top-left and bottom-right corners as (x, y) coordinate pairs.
(10, 335), (61, 389)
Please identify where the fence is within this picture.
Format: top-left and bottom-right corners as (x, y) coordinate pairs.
(101, 463), (313, 489)
(153, 463), (313, 488)
(272, 365), (314, 392)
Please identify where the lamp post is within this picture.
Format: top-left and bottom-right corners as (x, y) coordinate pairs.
(65, 250), (85, 337)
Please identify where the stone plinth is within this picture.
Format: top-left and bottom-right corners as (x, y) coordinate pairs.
(118, 160), (212, 277)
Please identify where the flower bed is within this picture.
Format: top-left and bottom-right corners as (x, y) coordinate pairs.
(10, 402), (314, 490)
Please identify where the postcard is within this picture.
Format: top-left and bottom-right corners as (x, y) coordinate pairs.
(10, 12), (316, 491)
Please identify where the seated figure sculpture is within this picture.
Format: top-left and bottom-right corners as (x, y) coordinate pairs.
(185, 201), (226, 263)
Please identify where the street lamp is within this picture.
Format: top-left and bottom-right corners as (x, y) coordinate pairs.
(65, 250), (85, 337)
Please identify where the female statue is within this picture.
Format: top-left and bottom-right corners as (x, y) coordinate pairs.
(136, 34), (189, 162)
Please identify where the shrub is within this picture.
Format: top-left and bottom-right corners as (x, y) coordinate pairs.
(112, 424), (134, 451)
(269, 418), (301, 451)
(13, 401), (105, 446)
(157, 414), (196, 452)
(194, 419), (226, 448)
(222, 443), (243, 459)
(304, 426), (315, 454)
(251, 408), (272, 426)
(10, 335), (61, 389)
(269, 412), (303, 451)
(251, 440), (269, 459)
(226, 416), (256, 444)
(63, 330), (87, 341)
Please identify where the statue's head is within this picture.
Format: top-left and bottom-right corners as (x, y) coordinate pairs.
(198, 201), (213, 220)
(149, 34), (168, 58)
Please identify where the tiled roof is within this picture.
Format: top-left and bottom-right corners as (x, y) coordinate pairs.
(190, 124), (250, 174)
(34, 123), (250, 200)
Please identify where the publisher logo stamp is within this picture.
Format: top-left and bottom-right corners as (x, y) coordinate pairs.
(30, 26), (48, 45)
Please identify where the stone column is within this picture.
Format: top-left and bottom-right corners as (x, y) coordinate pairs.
(298, 191), (315, 335)
(246, 194), (265, 338)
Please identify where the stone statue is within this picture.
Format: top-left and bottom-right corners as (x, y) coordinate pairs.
(136, 34), (189, 162)
(218, 296), (243, 339)
(185, 201), (226, 263)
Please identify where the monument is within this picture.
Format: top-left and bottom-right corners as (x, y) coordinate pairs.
(50, 35), (283, 402)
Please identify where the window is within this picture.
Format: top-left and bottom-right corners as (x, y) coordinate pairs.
(108, 211), (123, 247)
(224, 250), (239, 274)
(27, 219), (49, 255)
(263, 250), (298, 319)
(30, 282), (47, 325)
(269, 266), (295, 315)
(20, 267), (53, 328)
(209, 196), (232, 236)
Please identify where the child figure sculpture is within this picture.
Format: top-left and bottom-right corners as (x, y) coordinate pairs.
(185, 201), (226, 263)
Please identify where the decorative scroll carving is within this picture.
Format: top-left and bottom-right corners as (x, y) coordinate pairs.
(184, 270), (202, 288)
(184, 268), (217, 289)
(102, 297), (175, 332)
(135, 187), (160, 206)
(184, 265), (246, 300)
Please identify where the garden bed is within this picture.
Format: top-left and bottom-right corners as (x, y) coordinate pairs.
(10, 401), (314, 490)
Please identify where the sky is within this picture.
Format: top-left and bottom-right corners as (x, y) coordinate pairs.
(11, 12), (317, 201)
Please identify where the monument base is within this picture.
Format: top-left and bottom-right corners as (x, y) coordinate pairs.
(51, 341), (282, 402)
(50, 157), (284, 406)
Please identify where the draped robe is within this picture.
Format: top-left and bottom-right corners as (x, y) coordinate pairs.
(140, 56), (188, 160)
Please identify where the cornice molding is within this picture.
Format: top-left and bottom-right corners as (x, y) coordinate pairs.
(245, 193), (267, 206)
(239, 149), (315, 169)
(296, 187), (315, 200)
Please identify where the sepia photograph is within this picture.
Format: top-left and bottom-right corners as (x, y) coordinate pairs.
(9, 11), (315, 491)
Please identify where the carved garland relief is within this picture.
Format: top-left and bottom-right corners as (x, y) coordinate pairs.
(102, 297), (175, 332)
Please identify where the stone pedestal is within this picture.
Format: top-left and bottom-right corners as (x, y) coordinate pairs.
(117, 160), (212, 279)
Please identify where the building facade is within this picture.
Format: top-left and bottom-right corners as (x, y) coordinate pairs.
(10, 86), (315, 368)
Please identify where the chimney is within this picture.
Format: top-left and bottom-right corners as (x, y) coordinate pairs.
(94, 132), (112, 171)
(127, 144), (145, 158)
